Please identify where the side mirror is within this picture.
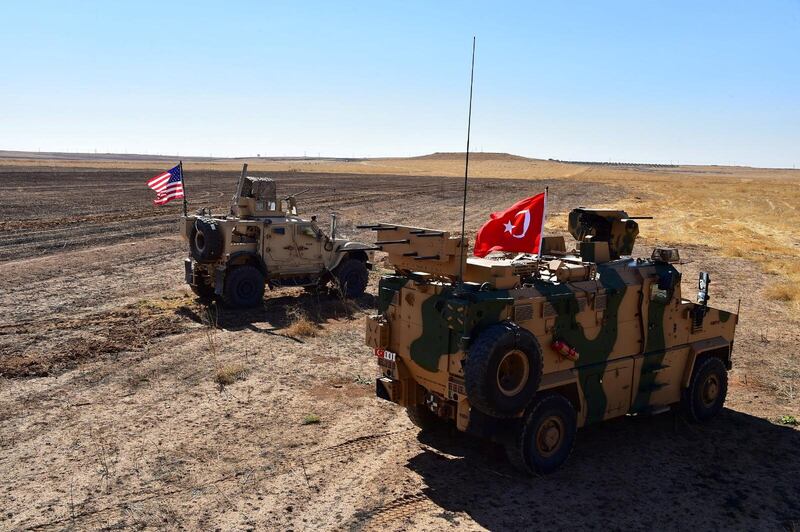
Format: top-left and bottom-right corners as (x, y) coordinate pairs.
(697, 272), (710, 306)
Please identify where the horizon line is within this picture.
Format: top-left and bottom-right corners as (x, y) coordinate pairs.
(0, 149), (797, 171)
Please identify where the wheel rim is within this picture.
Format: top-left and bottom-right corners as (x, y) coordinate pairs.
(496, 349), (530, 397)
(535, 415), (564, 458)
(236, 278), (256, 300)
(195, 232), (206, 252)
(701, 373), (720, 407)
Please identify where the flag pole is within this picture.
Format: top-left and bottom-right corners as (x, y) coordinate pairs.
(537, 186), (548, 261)
(179, 160), (188, 216)
(458, 36), (476, 286)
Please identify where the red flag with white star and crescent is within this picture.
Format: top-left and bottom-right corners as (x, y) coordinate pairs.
(472, 192), (546, 257)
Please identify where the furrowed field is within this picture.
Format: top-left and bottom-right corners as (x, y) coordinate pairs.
(1, 153), (798, 530)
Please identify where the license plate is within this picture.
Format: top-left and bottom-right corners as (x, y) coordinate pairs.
(374, 348), (396, 362)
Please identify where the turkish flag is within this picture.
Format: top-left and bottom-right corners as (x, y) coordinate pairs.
(473, 192), (546, 257)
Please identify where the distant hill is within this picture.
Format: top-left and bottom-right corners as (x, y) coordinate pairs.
(408, 152), (534, 162)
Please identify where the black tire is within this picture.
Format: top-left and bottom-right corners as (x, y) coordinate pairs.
(189, 218), (224, 263)
(464, 322), (543, 418)
(222, 266), (265, 308)
(503, 420), (533, 475)
(682, 356), (728, 422)
(333, 258), (368, 299)
(406, 405), (439, 431)
(505, 393), (577, 475)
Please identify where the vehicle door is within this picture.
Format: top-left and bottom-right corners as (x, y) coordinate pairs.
(293, 222), (325, 273)
(263, 223), (297, 269)
(630, 267), (683, 412)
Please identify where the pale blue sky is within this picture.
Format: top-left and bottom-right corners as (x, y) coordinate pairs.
(1, 1), (797, 167)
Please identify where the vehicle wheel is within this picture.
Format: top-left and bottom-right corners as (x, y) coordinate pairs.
(406, 404), (439, 431)
(464, 322), (543, 418)
(682, 356), (728, 422)
(505, 393), (577, 475)
(189, 218), (224, 263)
(222, 266), (265, 308)
(503, 420), (533, 475)
(334, 259), (368, 298)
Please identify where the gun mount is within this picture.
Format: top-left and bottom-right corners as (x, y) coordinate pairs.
(229, 163), (311, 218)
(567, 208), (648, 259)
(284, 188), (311, 215)
(231, 174), (280, 218)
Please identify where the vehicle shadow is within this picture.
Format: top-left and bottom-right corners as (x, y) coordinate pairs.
(408, 409), (800, 530)
(178, 290), (377, 335)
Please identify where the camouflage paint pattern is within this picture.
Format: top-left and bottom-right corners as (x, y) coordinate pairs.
(367, 209), (737, 434)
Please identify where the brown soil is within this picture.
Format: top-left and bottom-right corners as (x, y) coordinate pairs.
(1, 159), (798, 530)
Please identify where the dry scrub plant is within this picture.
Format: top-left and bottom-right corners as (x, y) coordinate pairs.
(90, 427), (119, 493)
(203, 306), (250, 389)
(214, 362), (249, 386)
(286, 307), (318, 337)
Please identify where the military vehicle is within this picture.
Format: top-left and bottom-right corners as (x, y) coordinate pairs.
(180, 165), (374, 308)
(364, 209), (738, 474)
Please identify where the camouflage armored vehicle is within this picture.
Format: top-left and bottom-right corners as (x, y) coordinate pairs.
(365, 209), (737, 474)
(180, 166), (374, 307)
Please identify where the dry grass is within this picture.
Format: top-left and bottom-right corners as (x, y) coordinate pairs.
(214, 362), (249, 386)
(765, 283), (800, 303)
(286, 309), (319, 337)
(0, 152), (574, 177)
(545, 165), (800, 317)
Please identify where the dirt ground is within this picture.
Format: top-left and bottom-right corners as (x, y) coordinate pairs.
(1, 155), (798, 530)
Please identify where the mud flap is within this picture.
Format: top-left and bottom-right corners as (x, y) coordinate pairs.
(465, 406), (516, 444)
(376, 377), (399, 402)
(214, 267), (225, 296)
(184, 259), (193, 285)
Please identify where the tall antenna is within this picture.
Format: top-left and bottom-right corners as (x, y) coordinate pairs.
(458, 36), (476, 285)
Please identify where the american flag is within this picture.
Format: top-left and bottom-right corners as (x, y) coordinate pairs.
(147, 165), (184, 206)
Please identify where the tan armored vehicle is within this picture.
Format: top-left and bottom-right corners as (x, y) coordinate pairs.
(180, 166), (374, 307)
(365, 209), (737, 474)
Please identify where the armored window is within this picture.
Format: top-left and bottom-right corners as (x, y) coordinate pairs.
(299, 225), (317, 238)
(649, 283), (670, 304)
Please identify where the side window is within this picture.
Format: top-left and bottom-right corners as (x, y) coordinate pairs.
(649, 283), (670, 304)
(298, 224), (317, 239)
(650, 270), (676, 304)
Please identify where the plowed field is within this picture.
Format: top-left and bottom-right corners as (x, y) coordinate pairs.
(1, 156), (798, 530)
